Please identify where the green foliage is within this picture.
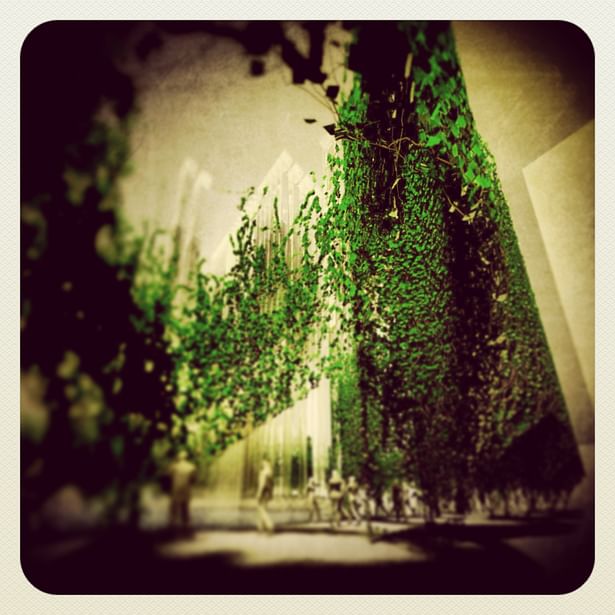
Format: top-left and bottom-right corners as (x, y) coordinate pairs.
(322, 21), (583, 505)
(141, 22), (582, 510)
(22, 22), (582, 526)
(21, 104), (182, 526)
(331, 354), (362, 479)
(151, 191), (326, 460)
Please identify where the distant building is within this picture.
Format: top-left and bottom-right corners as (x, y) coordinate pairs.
(172, 150), (334, 504)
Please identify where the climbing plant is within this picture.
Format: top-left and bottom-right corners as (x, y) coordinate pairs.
(127, 21), (584, 516)
(129, 22), (583, 516)
(21, 21), (583, 528)
(319, 21), (583, 511)
(152, 189), (325, 459)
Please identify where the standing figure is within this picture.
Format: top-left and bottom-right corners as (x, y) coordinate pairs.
(391, 480), (405, 522)
(168, 450), (197, 532)
(306, 476), (321, 523)
(256, 458), (275, 533)
(359, 482), (373, 536)
(372, 485), (389, 519)
(346, 475), (362, 524)
(407, 481), (419, 518)
(328, 469), (344, 528)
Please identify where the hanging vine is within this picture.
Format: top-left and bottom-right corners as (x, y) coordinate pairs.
(129, 21), (583, 511)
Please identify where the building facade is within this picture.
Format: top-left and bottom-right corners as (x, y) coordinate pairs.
(172, 150), (334, 505)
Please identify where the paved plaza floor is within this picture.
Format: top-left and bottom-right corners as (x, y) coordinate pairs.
(22, 502), (593, 595)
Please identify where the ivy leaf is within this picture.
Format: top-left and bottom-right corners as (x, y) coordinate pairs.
(455, 115), (467, 131)
(425, 133), (443, 147)
(430, 102), (442, 126)
(475, 175), (492, 189)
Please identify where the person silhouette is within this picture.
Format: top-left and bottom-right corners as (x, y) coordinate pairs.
(168, 450), (197, 533)
(256, 458), (275, 533)
(391, 480), (405, 522)
(306, 476), (321, 523)
(328, 469), (344, 528)
(347, 475), (362, 524)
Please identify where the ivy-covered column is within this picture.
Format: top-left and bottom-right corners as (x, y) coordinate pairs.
(325, 21), (583, 512)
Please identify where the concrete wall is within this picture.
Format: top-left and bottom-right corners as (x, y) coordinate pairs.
(119, 23), (342, 257)
(453, 21), (594, 447)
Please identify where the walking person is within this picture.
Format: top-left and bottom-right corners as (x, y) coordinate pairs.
(306, 476), (321, 523)
(346, 475), (362, 524)
(328, 469), (344, 528)
(168, 450), (197, 534)
(406, 481), (419, 518)
(256, 458), (275, 533)
(391, 480), (405, 522)
(359, 482), (374, 537)
(373, 485), (389, 519)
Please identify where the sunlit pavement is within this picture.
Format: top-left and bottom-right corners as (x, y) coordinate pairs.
(151, 512), (590, 576)
(132, 490), (595, 583)
(155, 526), (429, 566)
(22, 495), (592, 593)
(148, 494), (440, 566)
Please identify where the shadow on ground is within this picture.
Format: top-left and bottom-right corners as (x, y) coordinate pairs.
(21, 514), (593, 595)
